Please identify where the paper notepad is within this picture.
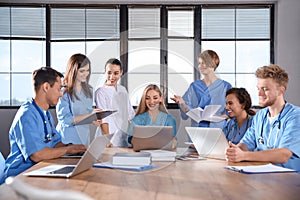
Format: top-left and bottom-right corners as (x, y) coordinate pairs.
(186, 105), (225, 123)
(225, 163), (297, 174)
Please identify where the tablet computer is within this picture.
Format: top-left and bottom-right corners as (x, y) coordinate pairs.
(74, 110), (117, 126)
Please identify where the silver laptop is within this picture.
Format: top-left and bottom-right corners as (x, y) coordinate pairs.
(24, 134), (113, 178)
(185, 127), (229, 160)
(131, 126), (174, 152)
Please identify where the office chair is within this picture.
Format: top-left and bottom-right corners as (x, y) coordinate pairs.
(5, 177), (94, 200)
(0, 152), (5, 183)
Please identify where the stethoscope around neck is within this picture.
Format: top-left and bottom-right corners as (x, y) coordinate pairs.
(32, 99), (56, 143)
(258, 103), (285, 149)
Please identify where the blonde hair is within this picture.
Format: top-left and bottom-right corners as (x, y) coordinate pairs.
(198, 50), (220, 71)
(255, 64), (289, 89)
(135, 84), (168, 116)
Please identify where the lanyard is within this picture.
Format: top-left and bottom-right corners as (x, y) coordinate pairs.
(32, 99), (55, 143)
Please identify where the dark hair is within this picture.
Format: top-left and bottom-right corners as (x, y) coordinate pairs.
(105, 58), (122, 71)
(226, 87), (255, 116)
(64, 53), (92, 101)
(32, 67), (63, 92)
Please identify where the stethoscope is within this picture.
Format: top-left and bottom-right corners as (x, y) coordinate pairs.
(32, 99), (56, 143)
(257, 103), (285, 149)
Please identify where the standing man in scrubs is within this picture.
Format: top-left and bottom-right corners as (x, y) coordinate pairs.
(225, 64), (300, 172)
(0, 67), (86, 184)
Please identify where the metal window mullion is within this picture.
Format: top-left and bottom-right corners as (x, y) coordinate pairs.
(161, 6), (168, 102)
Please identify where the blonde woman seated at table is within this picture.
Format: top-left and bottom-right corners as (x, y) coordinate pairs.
(223, 88), (255, 144)
(127, 84), (177, 146)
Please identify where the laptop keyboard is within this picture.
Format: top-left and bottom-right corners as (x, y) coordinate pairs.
(48, 166), (75, 174)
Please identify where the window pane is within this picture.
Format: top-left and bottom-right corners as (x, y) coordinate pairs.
(51, 8), (85, 40)
(86, 8), (120, 39)
(128, 40), (160, 73)
(0, 40), (10, 72)
(11, 40), (46, 72)
(236, 74), (259, 106)
(12, 74), (32, 105)
(128, 74), (160, 106)
(129, 8), (160, 38)
(0, 7), (10, 37)
(216, 74), (235, 87)
(201, 41), (235, 73)
(51, 42), (85, 72)
(168, 10), (193, 37)
(202, 9), (235, 39)
(168, 74), (193, 103)
(87, 41), (120, 74)
(0, 74), (10, 106)
(11, 7), (45, 38)
(168, 39), (194, 73)
(237, 8), (270, 39)
(236, 41), (270, 73)
(90, 73), (104, 95)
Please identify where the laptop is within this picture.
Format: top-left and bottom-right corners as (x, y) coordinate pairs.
(131, 126), (174, 152)
(185, 127), (229, 160)
(23, 134), (113, 178)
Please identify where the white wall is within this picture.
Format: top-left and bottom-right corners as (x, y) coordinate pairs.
(276, 0), (300, 106)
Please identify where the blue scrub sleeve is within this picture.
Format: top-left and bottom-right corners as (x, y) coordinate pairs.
(56, 94), (74, 126)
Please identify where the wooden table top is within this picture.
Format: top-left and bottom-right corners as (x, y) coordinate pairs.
(1, 147), (300, 200)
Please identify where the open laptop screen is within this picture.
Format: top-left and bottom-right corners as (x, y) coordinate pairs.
(185, 127), (229, 160)
(131, 126), (174, 152)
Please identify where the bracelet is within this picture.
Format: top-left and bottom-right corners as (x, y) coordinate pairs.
(66, 143), (73, 146)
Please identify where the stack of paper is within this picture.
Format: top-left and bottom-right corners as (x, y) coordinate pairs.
(142, 150), (176, 161)
(112, 152), (151, 166)
(225, 163), (297, 174)
(186, 105), (225, 123)
(93, 152), (154, 171)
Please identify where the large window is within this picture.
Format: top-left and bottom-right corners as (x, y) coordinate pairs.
(0, 4), (273, 107)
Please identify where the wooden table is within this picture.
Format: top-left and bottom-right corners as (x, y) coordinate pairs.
(1, 148), (300, 200)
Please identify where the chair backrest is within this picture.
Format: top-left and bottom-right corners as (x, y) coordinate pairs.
(0, 152), (5, 182)
(5, 177), (94, 200)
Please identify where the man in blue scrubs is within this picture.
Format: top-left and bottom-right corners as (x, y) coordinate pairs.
(0, 67), (86, 184)
(225, 64), (300, 171)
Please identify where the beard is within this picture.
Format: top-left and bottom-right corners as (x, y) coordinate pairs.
(259, 97), (276, 108)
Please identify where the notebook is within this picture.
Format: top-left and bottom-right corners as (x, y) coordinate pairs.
(185, 127), (229, 160)
(74, 110), (117, 125)
(23, 134), (113, 178)
(131, 126), (174, 152)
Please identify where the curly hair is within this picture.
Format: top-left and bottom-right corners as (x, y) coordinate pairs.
(255, 64), (289, 89)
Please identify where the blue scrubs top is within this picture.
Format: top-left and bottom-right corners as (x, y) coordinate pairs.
(127, 111), (177, 144)
(56, 90), (93, 145)
(1, 99), (61, 184)
(240, 103), (300, 172)
(223, 116), (253, 144)
(180, 79), (232, 128)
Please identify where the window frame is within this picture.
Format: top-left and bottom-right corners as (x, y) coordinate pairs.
(0, 3), (274, 108)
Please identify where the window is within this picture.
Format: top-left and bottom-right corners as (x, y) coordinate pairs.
(0, 4), (273, 107)
(0, 6), (46, 106)
(201, 6), (271, 105)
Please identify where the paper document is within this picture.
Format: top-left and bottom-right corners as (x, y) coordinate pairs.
(225, 163), (297, 174)
(186, 105), (225, 123)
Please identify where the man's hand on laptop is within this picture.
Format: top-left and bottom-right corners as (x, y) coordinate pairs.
(66, 144), (86, 155)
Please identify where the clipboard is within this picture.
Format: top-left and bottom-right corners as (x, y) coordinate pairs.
(73, 110), (117, 126)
